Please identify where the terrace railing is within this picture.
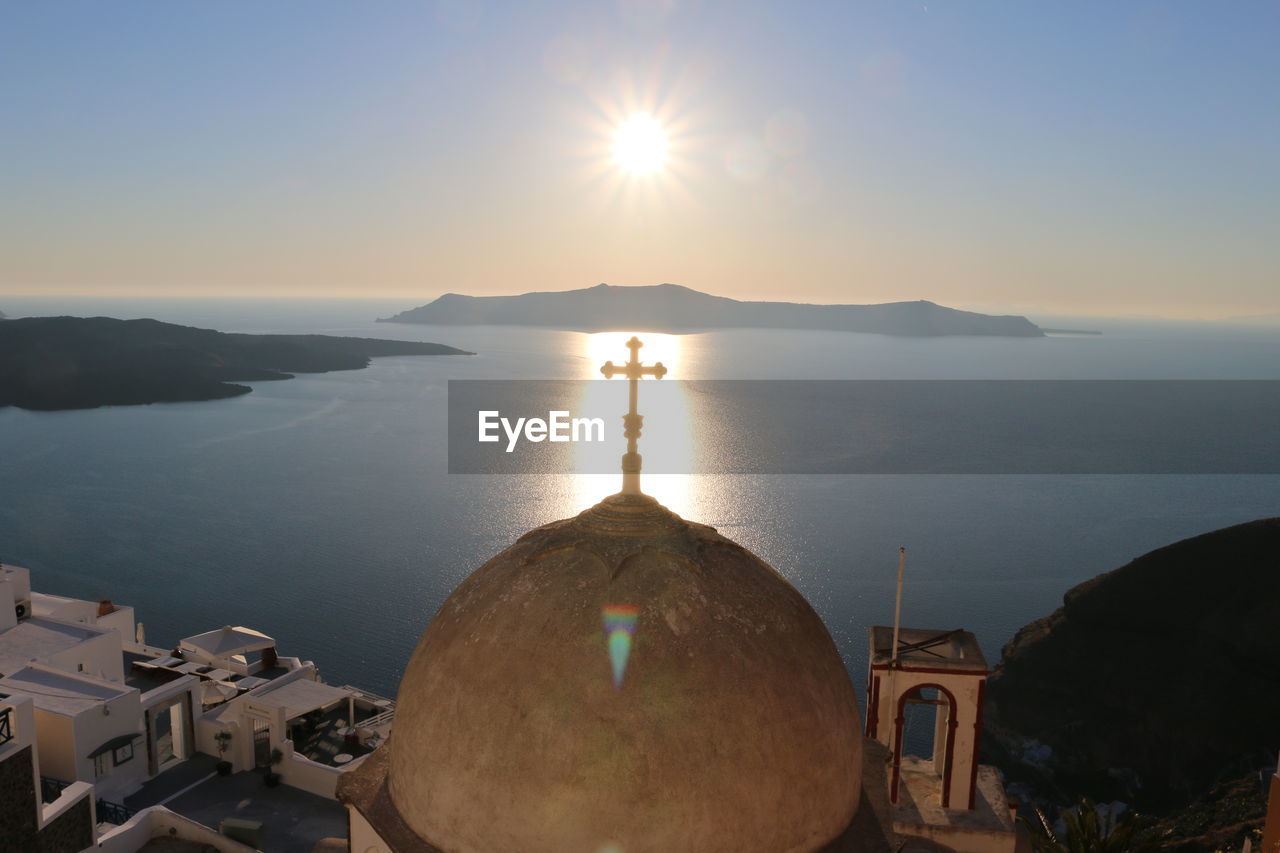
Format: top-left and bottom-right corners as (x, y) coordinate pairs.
(0, 706), (12, 746)
(40, 776), (70, 804)
(362, 710), (395, 729)
(96, 798), (136, 826)
(338, 685), (395, 706)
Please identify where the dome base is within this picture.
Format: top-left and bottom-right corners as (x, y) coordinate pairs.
(573, 491), (686, 537)
(339, 737), (899, 853)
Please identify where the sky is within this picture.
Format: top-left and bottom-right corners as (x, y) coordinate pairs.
(2, 1), (1278, 318)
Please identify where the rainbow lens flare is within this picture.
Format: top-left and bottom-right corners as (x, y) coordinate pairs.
(602, 604), (639, 689)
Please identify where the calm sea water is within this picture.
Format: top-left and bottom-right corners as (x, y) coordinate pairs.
(2, 297), (1278, 717)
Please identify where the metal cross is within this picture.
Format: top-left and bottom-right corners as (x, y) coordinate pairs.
(600, 336), (667, 495)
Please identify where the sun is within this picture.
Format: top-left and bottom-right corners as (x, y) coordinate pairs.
(612, 112), (668, 177)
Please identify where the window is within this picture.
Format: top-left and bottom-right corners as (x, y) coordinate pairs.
(113, 741), (133, 765)
(93, 752), (110, 778)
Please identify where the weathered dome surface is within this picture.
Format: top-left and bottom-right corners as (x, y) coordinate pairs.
(377, 493), (863, 853)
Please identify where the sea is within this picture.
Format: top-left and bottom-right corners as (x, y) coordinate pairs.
(2, 297), (1278, 734)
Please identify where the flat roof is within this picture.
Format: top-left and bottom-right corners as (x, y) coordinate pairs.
(868, 626), (988, 672)
(0, 665), (133, 716)
(0, 616), (113, 677)
(30, 590), (83, 610)
(252, 679), (349, 719)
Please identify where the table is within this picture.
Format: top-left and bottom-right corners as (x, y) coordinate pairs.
(333, 753), (353, 765)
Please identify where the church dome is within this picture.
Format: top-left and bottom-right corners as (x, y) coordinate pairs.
(375, 491), (863, 853)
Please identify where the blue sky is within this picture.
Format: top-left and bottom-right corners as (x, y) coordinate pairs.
(2, 1), (1277, 317)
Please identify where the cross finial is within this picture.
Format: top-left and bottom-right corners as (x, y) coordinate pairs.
(600, 335), (667, 495)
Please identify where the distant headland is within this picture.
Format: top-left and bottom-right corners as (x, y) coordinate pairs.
(378, 283), (1046, 337)
(0, 316), (472, 411)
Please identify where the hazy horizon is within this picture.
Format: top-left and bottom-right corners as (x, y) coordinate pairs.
(3, 2), (1278, 320)
(4, 284), (1280, 326)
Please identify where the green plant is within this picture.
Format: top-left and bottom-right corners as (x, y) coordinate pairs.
(213, 730), (234, 776)
(1021, 797), (1160, 853)
(263, 746), (284, 787)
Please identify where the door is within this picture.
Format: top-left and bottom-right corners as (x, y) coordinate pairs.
(149, 697), (190, 775)
(252, 716), (271, 767)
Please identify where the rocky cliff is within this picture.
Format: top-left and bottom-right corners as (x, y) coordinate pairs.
(986, 518), (1280, 812)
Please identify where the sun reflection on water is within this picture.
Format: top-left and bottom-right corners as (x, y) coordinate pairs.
(569, 332), (697, 516)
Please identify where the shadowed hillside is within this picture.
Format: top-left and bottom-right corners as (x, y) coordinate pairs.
(985, 518), (1280, 821)
(0, 316), (472, 410)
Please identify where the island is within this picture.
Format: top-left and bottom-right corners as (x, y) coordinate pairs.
(0, 316), (473, 411)
(378, 282), (1046, 337)
(985, 517), (1280, 850)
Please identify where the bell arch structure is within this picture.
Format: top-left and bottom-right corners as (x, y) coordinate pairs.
(865, 627), (988, 811)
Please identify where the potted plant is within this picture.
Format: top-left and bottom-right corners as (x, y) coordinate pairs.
(214, 731), (233, 776)
(263, 747), (284, 788)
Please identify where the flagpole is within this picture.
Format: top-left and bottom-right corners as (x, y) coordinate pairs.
(892, 547), (905, 668)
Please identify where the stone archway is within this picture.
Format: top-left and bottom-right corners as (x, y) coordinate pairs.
(891, 682), (959, 806)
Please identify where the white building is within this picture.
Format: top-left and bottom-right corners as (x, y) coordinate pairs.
(31, 588), (136, 638)
(0, 611), (126, 687)
(0, 563), (207, 808)
(0, 664), (146, 804)
(0, 558), (395, 850)
(0, 690), (97, 851)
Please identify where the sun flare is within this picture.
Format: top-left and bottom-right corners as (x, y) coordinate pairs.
(612, 112), (668, 176)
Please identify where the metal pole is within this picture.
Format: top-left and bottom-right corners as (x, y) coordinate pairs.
(887, 546), (906, 798)
(891, 546), (905, 668)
